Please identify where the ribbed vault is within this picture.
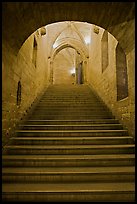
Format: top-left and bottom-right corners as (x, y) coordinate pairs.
(51, 38), (89, 61)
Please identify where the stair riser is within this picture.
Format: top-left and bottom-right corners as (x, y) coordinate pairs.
(35, 106), (109, 110)
(40, 99), (99, 101)
(34, 107), (111, 113)
(41, 97), (98, 99)
(3, 173), (134, 183)
(37, 103), (106, 107)
(39, 96), (102, 98)
(32, 111), (112, 115)
(33, 111), (111, 115)
(28, 116), (114, 119)
(3, 158), (135, 167)
(24, 120), (119, 125)
(29, 113), (113, 117)
(19, 125), (123, 130)
(34, 106), (109, 109)
(39, 100), (102, 102)
(42, 93), (95, 95)
(37, 101), (105, 103)
(40, 93), (97, 95)
(34, 104), (108, 107)
(2, 191), (135, 202)
(3, 147), (135, 155)
(16, 131), (128, 137)
(10, 138), (133, 145)
(39, 98), (103, 101)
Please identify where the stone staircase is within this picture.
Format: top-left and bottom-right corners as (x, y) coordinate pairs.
(2, 84), (135, 202)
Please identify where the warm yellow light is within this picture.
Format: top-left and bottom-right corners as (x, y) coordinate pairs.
(85, 36), (91, 44)
(53, 42), (58, 49)
(70, 68), (75, 74)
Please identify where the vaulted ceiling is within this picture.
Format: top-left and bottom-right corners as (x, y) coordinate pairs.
(47, 21), (92, 60)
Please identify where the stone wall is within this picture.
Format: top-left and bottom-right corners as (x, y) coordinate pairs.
(2, 31), (49, 146)
(115, 49), (135, 138)
(87, 27), (135, 139)
(2, 41), (19, 146)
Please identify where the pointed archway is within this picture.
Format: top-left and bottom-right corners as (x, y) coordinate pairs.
(50, 38), (89, 84)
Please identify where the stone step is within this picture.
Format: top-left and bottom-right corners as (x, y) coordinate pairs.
(40, 96), (100, 99)
(36, 102), (107, 106)
(43, 90), (93, 93)
(24, 119), (120, 125)
(34, 108), (112, 114)
(39, 95), (102, 98)
(45, 91), (92, 94)
(44, 91), (95, 92)
(32, 111), (112, 116)
(38, 94), (105, 97)
(3, 144), (135, 155)
(38, 97), (104, 100)
(47, 85), (89, 88)
(37, 101), (105, 105)
(15, 129), (128, 137)
(2, 182), (135, 202)
(41, 91), (96, 94)
(31, 114), (113, 119)
(9, 136), (133, 145)
(39, 100), (103, 103)
(36, 105), (107, 109)
(19, 124), (123, 130)
(34, 106), (110, 114)
(42, 95), (96, 98)
(42, 94), (98, 97)
(31, 108), (111, 113)
(34, 107), (110, 112)
(28, 115), (115, 120)
(2, 166), (135, 183)
(2, 154), (135, 167)
(41, 90), (96, 93)
(29, 113), (112, 120)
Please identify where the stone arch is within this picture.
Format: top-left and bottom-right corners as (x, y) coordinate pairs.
(49, 39), (89, 84)
(51, 38), (89, 61)
(2, 2), (135, 55)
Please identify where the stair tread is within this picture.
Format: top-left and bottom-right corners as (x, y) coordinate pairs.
(16, 129), (127, 133)
(4, 144), (135, 149)
(19, 124), (122, 127)
(3, 182), (135, 192)
(27, 119), (118, 121)
(2, 154), (135, 160)
(10, 136), (132, 140)
(3, 166), (135, 174)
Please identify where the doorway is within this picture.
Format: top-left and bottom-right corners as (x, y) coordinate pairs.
(53, 47), (84, 85)
(76, 61), (83, 84)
